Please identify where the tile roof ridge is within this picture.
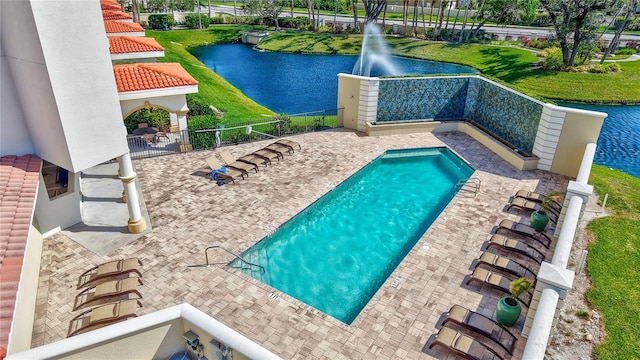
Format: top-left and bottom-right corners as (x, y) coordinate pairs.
(137, 63), (197, 84)
(123, 36), (164, 49)
(104, 20), (144, 32)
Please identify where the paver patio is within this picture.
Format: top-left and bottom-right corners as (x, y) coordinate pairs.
(32, 129), (570, 359)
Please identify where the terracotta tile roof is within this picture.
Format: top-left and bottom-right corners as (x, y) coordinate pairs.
(101, 2), (122, 11)
(109, 36), (163, 54)
(102, 10), (133, 21)
(113, 63), (198, 92)
(0, 154), (41, 354)
(104, 20), (144, 34)
(100, 0), (122, 11)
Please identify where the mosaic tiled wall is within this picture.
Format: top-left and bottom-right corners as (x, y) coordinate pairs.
(376, 77), (468, 121)
(465, 78), (543, 153)
(376, 76), (543, 154)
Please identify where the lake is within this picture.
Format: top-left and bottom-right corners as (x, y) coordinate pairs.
(192, 43), (477, 114)
(193, 44), (640, 178)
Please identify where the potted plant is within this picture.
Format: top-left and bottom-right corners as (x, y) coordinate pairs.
(530, 190), (561, 232)
(495, 277), (533, 326)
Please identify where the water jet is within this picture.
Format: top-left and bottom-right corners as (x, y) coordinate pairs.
(352, 24), (400, 77)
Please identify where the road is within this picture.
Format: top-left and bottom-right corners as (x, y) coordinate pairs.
(204, 4), (639, 44)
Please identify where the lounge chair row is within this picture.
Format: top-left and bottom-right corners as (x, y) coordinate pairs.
(508, 189), (563, 223)
(428, 189), (560, 359)
(206, 139), (301, 184)
(429, 304), (518, 359)
(68, 258), (144, 337)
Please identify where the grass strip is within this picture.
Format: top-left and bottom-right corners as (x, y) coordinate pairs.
(587, 165), (640, 359)
(146, 25), (274, 122)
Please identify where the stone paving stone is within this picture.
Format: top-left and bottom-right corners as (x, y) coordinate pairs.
(30, 129), (571, 358)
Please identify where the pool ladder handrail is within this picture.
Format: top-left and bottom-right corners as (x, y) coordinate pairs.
(455, 177), (481, 196)
(188, 245), (265, 274)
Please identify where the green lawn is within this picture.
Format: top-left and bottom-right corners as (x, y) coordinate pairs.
(146, 26), (274, 122)
(257, 31), (640, 103)
(587, 166), (640, 359)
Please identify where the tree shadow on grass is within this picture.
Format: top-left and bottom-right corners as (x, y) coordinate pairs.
(477, 47), (560, 84)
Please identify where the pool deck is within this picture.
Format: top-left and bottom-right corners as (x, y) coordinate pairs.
(32, 129), (572, 359)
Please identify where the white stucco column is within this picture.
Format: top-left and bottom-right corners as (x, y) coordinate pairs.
(176, 110), (188, 132)
(357, 77), (380, 132)
(169, 112), (179, 131)
(117, 153), (146, 233)
(554, 181), (593, 236)
(522, 263), (574, 357)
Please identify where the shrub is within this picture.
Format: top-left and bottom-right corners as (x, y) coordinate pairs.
(272, 113), (291, 135)
(148, 14), (175, 30)
(187, 115), (220, 150)
(187, 97), (217, 118)
(184, 14), (211, 29)
(615, 47), (637, 56)
(187, 114), (219, 130)
(588, 64), (614, 73)
(540, 47), (565, 70)
(529, 39), (560, 50)
(606, 63), (621, 72)
(124, 108), (170, 133)
(279, 16), (309, 29)
(210, 16), (225, 24)
(316, 25), (335, 33)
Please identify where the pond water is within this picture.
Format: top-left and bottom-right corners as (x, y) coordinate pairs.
(192, 44), (640, 178)
(192, 44), (477, 114)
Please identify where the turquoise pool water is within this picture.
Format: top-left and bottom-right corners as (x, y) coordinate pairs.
(232, 148), (474, 324)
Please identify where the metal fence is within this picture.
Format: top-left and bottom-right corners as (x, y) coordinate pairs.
(127, 108), (343, 160)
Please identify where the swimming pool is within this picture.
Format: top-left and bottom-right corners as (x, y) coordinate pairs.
(232, 147), (474, 324)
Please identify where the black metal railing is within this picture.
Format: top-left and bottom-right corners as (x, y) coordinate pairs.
(127, 108), (344, 160)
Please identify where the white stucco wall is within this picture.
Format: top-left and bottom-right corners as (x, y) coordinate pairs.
(1, 0), (129, 172)
(0, 49), (35, 156)
(119, 93), (192, 118)
(34, 174), (82, 235)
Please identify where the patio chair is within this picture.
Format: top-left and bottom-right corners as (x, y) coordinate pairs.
(252, 148), (283, 162)
(496, 219), (553, 248)
(474, 251), (538, 279)
(442, 305), (517, 355)
(428, 326), (504, 360)
(514, 189), (562, 212)
(237, 153), (270, 168)
(264, 143), (293, 156)
(466, 267), (532, 307)
(73, 277), (143, 311)
(218, 149), (258, 175)
(67, 299), (142, 337)
(205, 156), (246, 184)
(77, 258), (143, 289)
(507, 198), (559, 223)
(275, 139), (301, 152)
(487, 234), (546, 264)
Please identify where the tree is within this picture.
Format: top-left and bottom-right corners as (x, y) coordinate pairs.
(147, 0), (168, 12)
(362, 0), (388, 23)
(601, 0), (639, 63)
(469, 0), (539, 40)
(244, 0), (288, 29)
(539, 0), (613, 66)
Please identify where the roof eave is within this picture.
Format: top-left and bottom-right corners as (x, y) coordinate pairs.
(106, 31), (145, 37)
(118, 85), (198, 101)
(110, 51), (165, 60)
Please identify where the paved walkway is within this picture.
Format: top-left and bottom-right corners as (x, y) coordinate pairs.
(32, 129), (571, 359)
